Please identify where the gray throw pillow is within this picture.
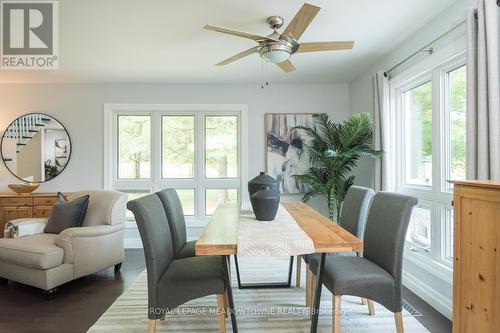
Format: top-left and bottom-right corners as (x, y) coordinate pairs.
(44, 194), (90, 234)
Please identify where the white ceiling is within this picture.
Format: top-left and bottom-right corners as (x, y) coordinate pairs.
(0, 0), (457, 84)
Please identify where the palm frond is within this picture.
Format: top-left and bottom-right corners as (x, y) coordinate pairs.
(291, 112), (383, 221)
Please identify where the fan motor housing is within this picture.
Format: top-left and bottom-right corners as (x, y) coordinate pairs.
(267, 16), (284, 30)
(259, 32), (297, 59)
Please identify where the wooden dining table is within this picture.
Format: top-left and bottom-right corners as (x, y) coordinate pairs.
(195, 201), (363, 333)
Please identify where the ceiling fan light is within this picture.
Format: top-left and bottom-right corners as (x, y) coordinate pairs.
(261, 49), (291, 63)
(259, 43), (292, 64)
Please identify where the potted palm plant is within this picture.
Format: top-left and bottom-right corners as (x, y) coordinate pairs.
(292, 113), (382, 222)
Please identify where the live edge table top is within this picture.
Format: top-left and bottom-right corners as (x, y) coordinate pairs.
(195, 201), (363, 256)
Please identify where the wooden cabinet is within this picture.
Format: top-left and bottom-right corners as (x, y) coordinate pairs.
(450, 180), (500, 333)
(0, 206), (32, 224)
(0, 193), (68, 238)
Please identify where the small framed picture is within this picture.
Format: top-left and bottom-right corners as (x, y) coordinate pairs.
(55, 157), (68, 168)
(55, 139), (68, 158)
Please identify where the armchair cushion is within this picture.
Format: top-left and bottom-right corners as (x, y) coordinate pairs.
(0, 234), (63, 269)
(55, 224), (124, 264)
(44, 194), (90, 234)
(4, 218), (48, 238)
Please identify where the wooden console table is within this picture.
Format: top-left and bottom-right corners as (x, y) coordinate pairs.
(0, 192), (68, 238)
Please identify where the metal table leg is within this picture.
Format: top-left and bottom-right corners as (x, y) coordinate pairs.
(233, 255), (294, 289)
(310, 253), (326, 333)
(222, 255), (238, 332)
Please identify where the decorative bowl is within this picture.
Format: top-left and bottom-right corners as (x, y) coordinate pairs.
(8, 183), (40, 195)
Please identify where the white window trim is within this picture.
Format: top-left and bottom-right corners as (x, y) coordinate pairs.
(389, 37), (465, 277)
(103, 103), (248, 227)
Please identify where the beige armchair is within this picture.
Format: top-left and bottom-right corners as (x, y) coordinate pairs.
(0, 190), (127, 298)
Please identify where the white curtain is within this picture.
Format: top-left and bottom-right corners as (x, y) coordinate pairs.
(466, 0), (500, 179)
(372, 71), (392, 191)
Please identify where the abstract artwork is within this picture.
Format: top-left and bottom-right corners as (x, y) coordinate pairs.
(55, 139), (68, 157)
(265, 113), (316, 194)
(54, 139), (69, 170)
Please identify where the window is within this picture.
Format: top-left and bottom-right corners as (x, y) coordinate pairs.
(118, 115), (151, 179)
(205, 189), (238, 215)
(105, 105), (246, 222)
(406, 204), (432, 252)
(205, 116), (238, 178)
(392, 52), (466, 266)
(442, 207), (454, 261)
(404, 81), (433, 186)
(446, 65), (467, 186)
(162, 115), (194, 179)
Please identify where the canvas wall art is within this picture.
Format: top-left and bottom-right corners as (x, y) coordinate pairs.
(55, 139), (68, 157)
(265, 113), (316, 194)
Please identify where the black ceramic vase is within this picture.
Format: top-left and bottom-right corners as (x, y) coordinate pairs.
(248, 171), (279, 196)
(250, 186), (280, 221)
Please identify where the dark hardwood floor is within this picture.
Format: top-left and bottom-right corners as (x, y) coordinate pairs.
(0, 250), (145, 333)
(0, 250), (451, 333)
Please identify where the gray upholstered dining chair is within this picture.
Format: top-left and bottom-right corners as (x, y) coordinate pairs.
(127, 194), (230, 333)
(318, 192), (417, 333)
(156, 188), (196, 259)
(300, 186), (374, 307)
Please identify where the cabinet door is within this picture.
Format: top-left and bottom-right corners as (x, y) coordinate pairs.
(33, 206), (53, 218)
(0, 206), (33, 238)
(454, 186), (500, 333)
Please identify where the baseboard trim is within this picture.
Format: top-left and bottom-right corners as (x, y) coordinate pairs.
(402, 269), (452, 320)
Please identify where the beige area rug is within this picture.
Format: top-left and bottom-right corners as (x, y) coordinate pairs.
(89, 257), (429, 333)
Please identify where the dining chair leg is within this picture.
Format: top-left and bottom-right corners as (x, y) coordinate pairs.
(332, 295), (341, 333)
(310, 270), (317, 309)
(361, 298), (367, 305)
(305, 265), (312, 307)
(216, 293), (226, 333)
(148, 319), (157, 333)
(367, 300), (375, 315)
(296, 256), (302, 288)
(224, 291), (229, 318)
(394, 312), (404, 333)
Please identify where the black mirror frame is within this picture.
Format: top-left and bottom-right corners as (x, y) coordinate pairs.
(0, 112), (72, 183)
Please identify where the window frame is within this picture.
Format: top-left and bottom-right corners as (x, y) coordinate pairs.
(390, 47), (465, 269)
(104, 104), (248, 225)
(442, 61), (467, 192)
(399, 75), (434, 189)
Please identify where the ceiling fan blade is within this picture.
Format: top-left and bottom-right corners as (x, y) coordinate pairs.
(282, 3), (321, 40)
(297, 41), (354, 53)
(276, 59), (296, 73)
(216, 46), (260, 66)
(204, 24), (281, 43)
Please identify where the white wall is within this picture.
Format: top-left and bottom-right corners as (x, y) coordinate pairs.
(0, 82), (350, 242)
(348, 0), (476, 319)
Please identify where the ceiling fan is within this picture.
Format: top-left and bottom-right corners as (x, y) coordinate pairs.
(204, 3), (354, 73)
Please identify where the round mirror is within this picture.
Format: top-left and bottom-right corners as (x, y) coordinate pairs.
(1, 113), (71, 183)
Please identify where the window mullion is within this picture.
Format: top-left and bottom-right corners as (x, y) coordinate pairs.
(151, 111), (161, 192)
(196, 113), (205, 220)
(431, 69), (442, 261)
